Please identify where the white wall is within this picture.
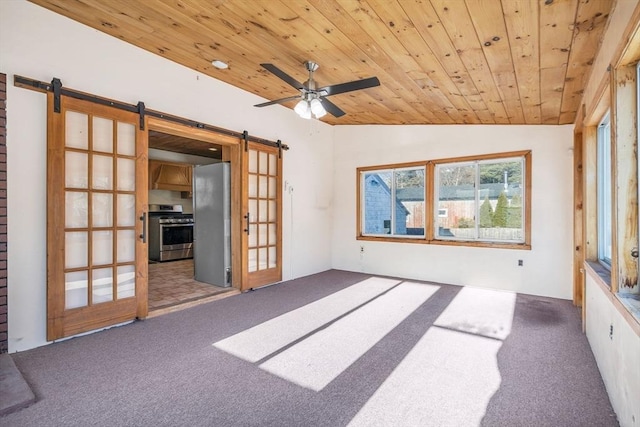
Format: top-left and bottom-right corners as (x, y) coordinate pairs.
(0, 0), (334, 352)
(148, 190), (192, 213)
(586, 276), (640, 427)
(332, 125), (574, 299)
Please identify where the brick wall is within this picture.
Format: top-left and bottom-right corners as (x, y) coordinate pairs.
(0, 73), (7, 353)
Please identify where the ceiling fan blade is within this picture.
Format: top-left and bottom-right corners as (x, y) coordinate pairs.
(318, 76), (380, 97)
(254, 95), (301, 108)
(320, 98), (346, 118)
(261, 63), (304, 90)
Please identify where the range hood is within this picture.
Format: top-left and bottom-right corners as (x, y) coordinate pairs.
(149, 160), (192, 193)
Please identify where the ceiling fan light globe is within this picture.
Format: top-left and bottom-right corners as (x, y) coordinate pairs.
(300, 108), (312, 120)
(294, 99), (310, 118)
(310, 98), (327, 118)
(314, 110), (327, 119)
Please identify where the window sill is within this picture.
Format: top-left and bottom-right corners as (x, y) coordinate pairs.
(584, 261), (640, 337)
(429, 239), (531, 250)
(618, 293), (640, 323)
(356, 235), (531, 250)
(585, 260), (612, 287)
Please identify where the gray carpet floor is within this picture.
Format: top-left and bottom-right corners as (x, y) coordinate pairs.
(2, 270), (618, 426)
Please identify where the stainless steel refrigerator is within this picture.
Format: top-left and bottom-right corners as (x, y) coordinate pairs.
(193, 162), (231, 287)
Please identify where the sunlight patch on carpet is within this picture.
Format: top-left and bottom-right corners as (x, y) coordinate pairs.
(348, 327), (502, 427)
(433, 286), (516, 340)
(259, 282), (439, 391)
(212, 277), (400, 362)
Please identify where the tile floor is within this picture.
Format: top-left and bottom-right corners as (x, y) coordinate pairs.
(148, 259), (232, 311)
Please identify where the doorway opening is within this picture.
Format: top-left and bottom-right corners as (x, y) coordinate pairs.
(146, 123), (241, 315)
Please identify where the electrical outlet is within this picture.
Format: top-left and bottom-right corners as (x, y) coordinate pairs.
(609, 324), (614, 340)
(360, 246), (365, 253)
(518, 259), (523, 266)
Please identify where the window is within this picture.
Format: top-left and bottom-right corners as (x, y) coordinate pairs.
(597, 112), (612, 267)
(360, 166), (425, 237)
(357, 151), (530, 248)
(434, 156), (525, 243)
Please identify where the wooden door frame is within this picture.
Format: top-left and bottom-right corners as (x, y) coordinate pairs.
(146, 117), (243, 290)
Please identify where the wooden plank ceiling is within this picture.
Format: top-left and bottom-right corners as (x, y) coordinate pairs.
(29, 0), (613, 125)
(149, 131), (222, 159)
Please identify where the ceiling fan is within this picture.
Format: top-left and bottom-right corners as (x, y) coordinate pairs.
(254, 61), (380, 119)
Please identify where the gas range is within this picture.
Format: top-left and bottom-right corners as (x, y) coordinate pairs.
(148, 204), (195, 262)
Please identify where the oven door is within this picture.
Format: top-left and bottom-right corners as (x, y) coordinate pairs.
(159, 223), (194, 261)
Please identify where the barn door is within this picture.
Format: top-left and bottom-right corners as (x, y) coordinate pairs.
(241, 142), (282, 290)
(47, 94), (148, 341)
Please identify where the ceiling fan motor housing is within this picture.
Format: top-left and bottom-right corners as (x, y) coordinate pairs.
(304, 61), (320, 72)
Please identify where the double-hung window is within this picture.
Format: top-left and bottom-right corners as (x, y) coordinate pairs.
(597, 112), (612, 267)
(434, 155), (526, 243)
(360, 165), (425, 237)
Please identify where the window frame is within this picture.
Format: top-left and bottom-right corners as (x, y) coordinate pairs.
(358, 162), (427, 239)
(433, 155), (526, 244)
(356, 150), (531, 250)
(596, 112), (612, 269)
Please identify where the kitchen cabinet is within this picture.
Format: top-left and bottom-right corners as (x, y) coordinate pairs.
(149, 160), (193, 195)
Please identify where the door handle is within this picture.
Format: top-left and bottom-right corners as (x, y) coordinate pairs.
(139, 212), (147, 243)
(244, 212), (250, 234)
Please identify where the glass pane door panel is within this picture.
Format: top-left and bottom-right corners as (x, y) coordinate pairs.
(92, 267), (113, 304)
(92, 155), (113, 190)
(269, 154), (276, 175)
(117, 122), (136, 156)
(258, 248), (267, 270)
(117, 194), (136, 227)
(248, 249), (257, 272)
(269, 201), (276, 222)
(92, 193), (113, 227)
(259, 152), (268, 174)
(249, 225), (257, 247)
(268, 247), (276, 268)
(258, 200), (267, 222)
(269, 177), (276, 198)
(65, 271), (88, 309)
(249, 199), (257, 220)
(92, 117), (113, 153)
(92, 231), (113, 265)
(65, 231), (88, 269)
(65, 111), (88, 149)
(249, 175), (257, 198)
(65, 192), (88, 228)
(117, 158), (136, 191)
(117, 230), (136, 263)
(258, 176), (267, 198)
(269, 224), (276, 245)
(258, 225), (267, 246)
(117, 265), (136, 299)
(248, 150), (258, 173)
(65, 152), (88, 189)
